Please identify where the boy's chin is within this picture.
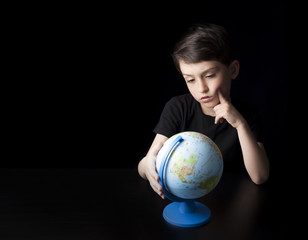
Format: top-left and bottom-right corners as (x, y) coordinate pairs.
(200, 100), (219, 108)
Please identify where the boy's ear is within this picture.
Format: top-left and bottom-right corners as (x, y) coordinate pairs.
(229, 60), (240, 79)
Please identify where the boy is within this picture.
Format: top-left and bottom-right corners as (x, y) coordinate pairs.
(138, 23), (270, 199)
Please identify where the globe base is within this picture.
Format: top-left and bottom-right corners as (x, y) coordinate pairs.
(163, 200), (211, 228)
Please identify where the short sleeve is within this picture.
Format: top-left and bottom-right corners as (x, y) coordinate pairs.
(153, 97), (183, 138)
(233, 98), (264, 143)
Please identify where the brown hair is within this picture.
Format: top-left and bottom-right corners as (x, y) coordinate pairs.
(172, 23), (235, 72)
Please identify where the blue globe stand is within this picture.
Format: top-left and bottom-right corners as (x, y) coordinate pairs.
(163, 200), (211, 228)
(158, 136), (211, 228)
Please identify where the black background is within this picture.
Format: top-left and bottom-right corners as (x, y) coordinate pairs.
(7, 1), (288, 178)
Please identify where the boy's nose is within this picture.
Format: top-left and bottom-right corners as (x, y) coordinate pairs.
(198, 80), (209, 93)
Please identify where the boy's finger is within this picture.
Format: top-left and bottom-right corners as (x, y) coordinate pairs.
(214, 114), (224, 125)
(214, 116), (220, 125)
(149, 179), (164, 197)
(152, 171), (160, 181)
(218, 90), (227, 103)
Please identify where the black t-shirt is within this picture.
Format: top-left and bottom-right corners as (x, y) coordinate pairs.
(153, 93), (263, 171)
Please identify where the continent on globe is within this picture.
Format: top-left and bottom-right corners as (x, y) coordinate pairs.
(199, 175), (220, 192)
(170, 153), (198, 184)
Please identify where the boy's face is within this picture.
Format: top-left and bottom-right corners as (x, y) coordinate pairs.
(179, 60), (239, 115)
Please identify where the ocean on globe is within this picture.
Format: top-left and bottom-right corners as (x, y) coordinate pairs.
(156, 131), (223, 200)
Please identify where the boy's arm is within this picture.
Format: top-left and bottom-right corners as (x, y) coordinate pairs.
(236, 123), (270, 184)
(214, 90), (270, 184)
(138, 133), (168, 198)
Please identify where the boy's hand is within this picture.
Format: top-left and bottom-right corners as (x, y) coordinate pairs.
(213, 90), (245, 129)
(140, 143), (165, 199)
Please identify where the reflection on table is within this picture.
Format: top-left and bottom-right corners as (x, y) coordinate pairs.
(0, 168), (286, 240)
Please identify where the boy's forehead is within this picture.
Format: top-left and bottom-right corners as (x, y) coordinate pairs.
(180, 60), (223, 76)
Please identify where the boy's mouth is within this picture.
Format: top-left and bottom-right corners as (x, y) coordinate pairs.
(200, 96), (213, 103)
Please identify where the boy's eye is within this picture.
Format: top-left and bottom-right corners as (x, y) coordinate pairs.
(206, 74), (216, 78)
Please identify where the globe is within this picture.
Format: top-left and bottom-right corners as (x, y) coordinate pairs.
(155, 131), (223, 227)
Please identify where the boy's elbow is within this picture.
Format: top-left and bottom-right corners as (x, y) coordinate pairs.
(252, 176), (268, 185)
(251, 170), (270, 185)
(251, 159), (270, 185)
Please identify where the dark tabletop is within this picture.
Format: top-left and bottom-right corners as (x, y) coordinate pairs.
(0, 168), (290, 240)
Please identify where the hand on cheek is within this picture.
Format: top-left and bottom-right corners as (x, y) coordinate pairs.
(213, 90), (226, 124)
(213, 90), (244, 128)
